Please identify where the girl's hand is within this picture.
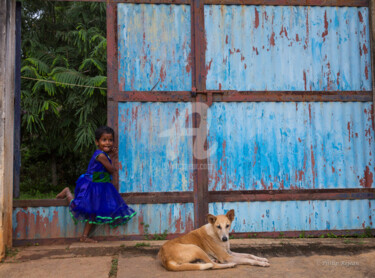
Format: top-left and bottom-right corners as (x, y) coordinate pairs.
(109, 147), (118, 159)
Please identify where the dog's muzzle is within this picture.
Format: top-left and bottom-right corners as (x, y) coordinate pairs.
(222, 236), (228, 242)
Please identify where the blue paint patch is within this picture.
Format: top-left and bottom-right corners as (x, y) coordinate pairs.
(207, 102), (375, 191)
(205, 6), (371, 91)
(210, 200), (375, 232)
(118, 4), (192, 91)
(118, 102), (194, 193)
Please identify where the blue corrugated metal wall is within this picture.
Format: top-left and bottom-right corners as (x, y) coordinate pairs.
(12, 4), (375, 241)
(118, 4), (192, 91)
(207, 102), (375, 190)
(210, 200), (375, 232)
(205, 6), (371, 91)
(13, 203), (194, 240)
(118, 102), (194, 193)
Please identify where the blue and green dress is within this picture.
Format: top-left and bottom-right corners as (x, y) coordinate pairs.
(69, 150), (136, 227)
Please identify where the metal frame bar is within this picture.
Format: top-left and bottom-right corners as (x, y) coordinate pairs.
(12, 228), (375, 246)
(13, 188), (375, 207)
(112, 91), (373, 102)
(53, 0), (368, 6)
(17, 0), (373, 234)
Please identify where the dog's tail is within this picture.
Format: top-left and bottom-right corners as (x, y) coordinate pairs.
(165, 261), (214, 271)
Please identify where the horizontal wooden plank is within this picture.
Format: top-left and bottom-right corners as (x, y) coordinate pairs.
(113, 91), (195, 102)
(12, 229), (374, 247)
(211, 91), (373, 102)
(112, 91), (372, 102)
(204, 0), (369, 6)
(52, 0), (191, 4)
(121, 192), (194, 204)
(13, 189), (375, 208)
(13, 192), (194, 207)
(51, 0), (368, 6)
(209, 189), (375, 202)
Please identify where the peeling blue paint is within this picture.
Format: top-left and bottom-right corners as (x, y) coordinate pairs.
(210, 200), (375, 232)
(205, 6), (371, 91)
(207, 102), (375, 190)
(118, 4), (192, 91)
(118, 102), (194, 193)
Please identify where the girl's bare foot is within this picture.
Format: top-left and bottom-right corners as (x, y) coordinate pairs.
(79, 235), (98, 243)
(56, 187), (73, 201)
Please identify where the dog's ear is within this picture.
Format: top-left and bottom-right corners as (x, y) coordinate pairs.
(207, 214), (217, 225)
(226, 209), (235, 222)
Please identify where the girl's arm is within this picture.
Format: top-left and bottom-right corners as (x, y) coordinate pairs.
(96, 153), (116, 174)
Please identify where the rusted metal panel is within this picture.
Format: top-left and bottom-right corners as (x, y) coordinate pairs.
(205, 6), (372, 91)
(13, 203), (194, 240)
(207, 102), (375, 190)
(209, 200), (375, 232)
(204, 0), (369, 6)
(118, 102), (194, 193)
(117, 4), (192, 91)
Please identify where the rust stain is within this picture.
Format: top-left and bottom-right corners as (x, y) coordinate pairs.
(303, 71), (307, 90)
(252, 47), (259, 55)
(358, 11), (363, 23)
(296, 34), (300, 42)
(310, 145), (316, 188)
(359, 166), (373, 188)
(363, 44), (368, 55)
(261, 178), (267, 190)
(270, 32), (275, 46)
(279, 26), (288, 39)
(226, 35), (228, 44)
(322, 11), (329, 40)
(160, 64), (166, 82)
(304, 10), (309, 49)
(347, 122), (351, 142)
(365, 65), (369, 80)
(254, 8), (259, 29)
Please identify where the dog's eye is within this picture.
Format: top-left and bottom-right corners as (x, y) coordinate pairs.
(216, 225), (221, 230)
(226, 224), (230, 228)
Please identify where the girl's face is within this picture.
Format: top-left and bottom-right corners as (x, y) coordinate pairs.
(95, 133), (114, 153)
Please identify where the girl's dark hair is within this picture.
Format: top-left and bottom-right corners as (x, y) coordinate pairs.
(95, 126), (115, 141)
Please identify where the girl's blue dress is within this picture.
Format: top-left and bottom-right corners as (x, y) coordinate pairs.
(69, 150), (136, 227)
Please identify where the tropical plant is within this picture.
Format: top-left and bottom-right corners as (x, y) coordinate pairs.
(20, 1), (107, 192)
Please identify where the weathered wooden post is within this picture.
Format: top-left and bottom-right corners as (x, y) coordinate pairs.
(0, 0), (15, 260)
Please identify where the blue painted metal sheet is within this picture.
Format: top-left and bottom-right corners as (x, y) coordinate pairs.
(118, 102), (194, 193)
(205, 6), (372, 91)
(118, 4), (192, 91)
(13, 203), (194, 239)
(207, 102), (375, 190)
(210, 200), (375, 232)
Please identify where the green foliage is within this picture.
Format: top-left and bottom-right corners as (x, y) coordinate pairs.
(109, 257), (118, 278)
(20, 1), (107, 194)
(135, 243), (151, 248)
(153, 230), (168, 241)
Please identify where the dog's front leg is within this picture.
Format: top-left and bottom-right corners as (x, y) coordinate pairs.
(227, 254), (270, 267)
(228, 251), (269, 263)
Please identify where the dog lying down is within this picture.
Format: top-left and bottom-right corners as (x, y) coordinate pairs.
(158, 209), (270, 271)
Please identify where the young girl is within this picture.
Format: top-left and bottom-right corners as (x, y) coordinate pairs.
(56, 126), (136, 242)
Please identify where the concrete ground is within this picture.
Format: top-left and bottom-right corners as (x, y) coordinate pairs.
(1, 238), (375, 278)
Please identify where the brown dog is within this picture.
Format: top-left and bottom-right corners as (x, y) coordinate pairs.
(158, 209), (270, 271)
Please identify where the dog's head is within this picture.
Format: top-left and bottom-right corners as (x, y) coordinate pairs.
(207, 209), (235, 242)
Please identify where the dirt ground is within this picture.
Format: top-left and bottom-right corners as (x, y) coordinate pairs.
(1, 250), (374, 278)
(118, 251), (375, 278)
(1, 239), (375, 278)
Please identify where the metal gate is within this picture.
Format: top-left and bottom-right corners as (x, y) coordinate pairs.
(109, 0), (375, 237)
(12, 0), (375, 243)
